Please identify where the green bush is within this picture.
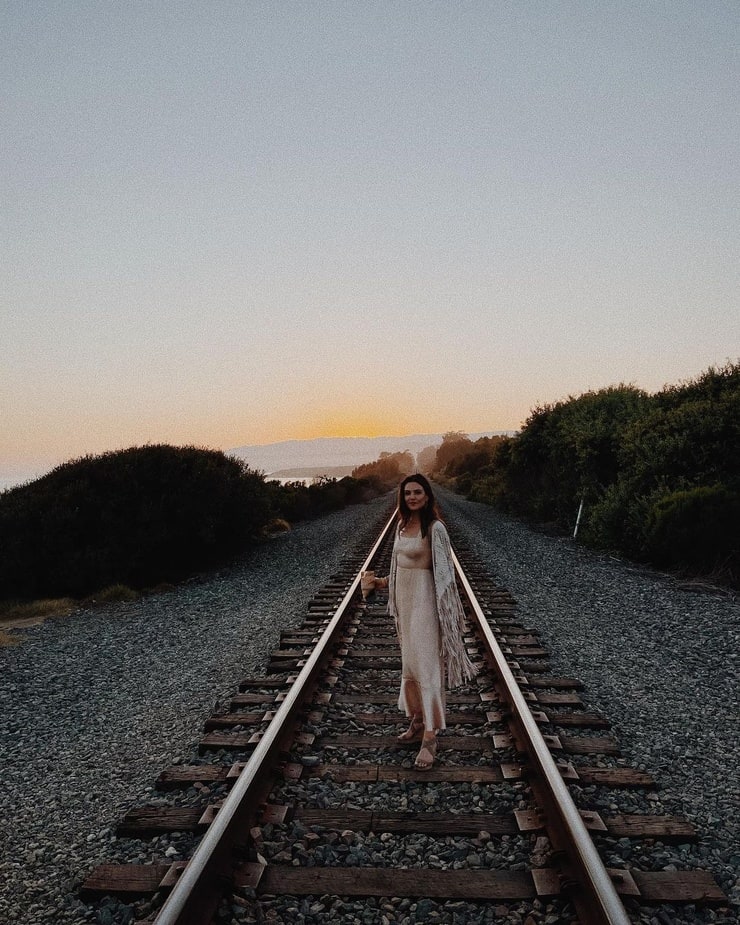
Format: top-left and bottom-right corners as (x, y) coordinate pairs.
(584, 482), (662, 559)
(446, 361), (740, 586)
(0, 446), (392, 604)
(619, 396), (739, 492)
(501, 385), (650, 527)
(269, 475), (382, 523)
(644, 485), (740, 575)
(468, 475), (500, 507)
(0, 445), (271, 599)
(269, 480), (314, 523)
(585, 365), (739, 566)
(436, 436), (509, 483)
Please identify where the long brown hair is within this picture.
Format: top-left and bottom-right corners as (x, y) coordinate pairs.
(397, 473), (441, 538)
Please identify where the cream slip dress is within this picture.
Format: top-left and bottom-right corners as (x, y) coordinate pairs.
(393, 528), (447, 731)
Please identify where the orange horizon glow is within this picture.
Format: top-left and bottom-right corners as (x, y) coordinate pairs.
(285, 412), (418, 443)
(0, 409), (522, 478)
(223, 408), (523, 450)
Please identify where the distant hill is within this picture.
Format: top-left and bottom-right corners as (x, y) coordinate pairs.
(229, 433), (507, 477)
(269, 465), (355, 479)
(0, 432), (512, 494)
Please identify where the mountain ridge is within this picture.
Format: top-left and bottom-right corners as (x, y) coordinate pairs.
(229, 432), (508, 476)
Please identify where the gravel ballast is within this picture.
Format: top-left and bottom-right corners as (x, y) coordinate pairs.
(0, 496), (392, 925)
(438, 488), (739, 920)
(1, 489), (738, 924)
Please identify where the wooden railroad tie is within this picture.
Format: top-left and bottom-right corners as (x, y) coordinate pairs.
(80, 862), (726, 906)
(236, 864), (726, 904)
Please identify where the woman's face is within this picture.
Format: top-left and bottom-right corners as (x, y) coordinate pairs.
(403, 481), (428, 512)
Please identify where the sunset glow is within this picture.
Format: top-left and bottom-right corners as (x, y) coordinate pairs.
(2, 3), (738, 487)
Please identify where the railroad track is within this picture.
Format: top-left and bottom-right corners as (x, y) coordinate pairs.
(81, 505), (727, 924)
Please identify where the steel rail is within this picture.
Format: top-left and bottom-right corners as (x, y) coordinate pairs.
(452, 548), (631, 925)
(153, 509), (398, 925)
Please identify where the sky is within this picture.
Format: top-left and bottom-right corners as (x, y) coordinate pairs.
(2, 1), (738, 486)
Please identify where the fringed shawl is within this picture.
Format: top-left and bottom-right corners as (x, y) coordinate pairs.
(388, 519), (478, 689)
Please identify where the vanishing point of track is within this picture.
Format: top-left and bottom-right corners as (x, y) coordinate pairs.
(82, 503), (727, 923)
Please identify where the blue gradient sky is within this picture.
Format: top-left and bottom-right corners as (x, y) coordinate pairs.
(2, 2), (738, 485)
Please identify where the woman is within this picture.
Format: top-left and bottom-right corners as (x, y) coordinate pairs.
(371, 474), (477, 769)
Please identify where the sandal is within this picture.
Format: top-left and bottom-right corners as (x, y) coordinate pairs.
(414, 736), (437, 770)
(397, 716), (424, 742)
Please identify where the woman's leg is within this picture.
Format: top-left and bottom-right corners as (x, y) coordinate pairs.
(398, 679), (424, 740)
(397, 713), (424, 741)
(414, 733), (437, 770)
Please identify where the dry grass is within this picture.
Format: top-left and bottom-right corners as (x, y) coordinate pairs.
(0, 597), (78, 644)
(264, 517), (292, 536)
(0, 628), (21, 647)
(0, 585), (142, 646)
(86, 584), (139, 604)
(0, 597), (77, 625)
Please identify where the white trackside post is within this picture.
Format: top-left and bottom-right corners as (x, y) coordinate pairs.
(573, 492), (585, 538)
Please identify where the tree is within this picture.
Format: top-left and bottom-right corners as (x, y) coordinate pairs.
(416, 444), (439, 473)
(434, 432), (472, 475)
(351, 451), (414, 488)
